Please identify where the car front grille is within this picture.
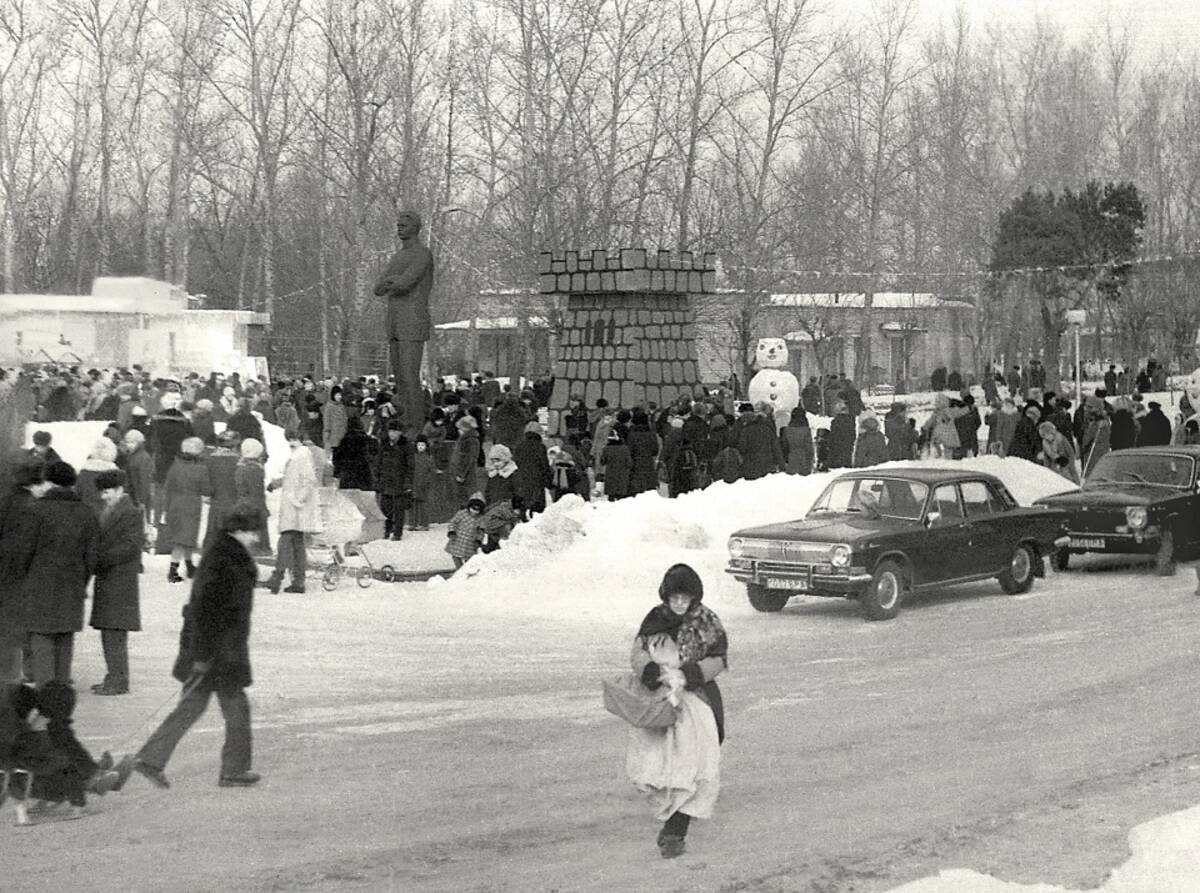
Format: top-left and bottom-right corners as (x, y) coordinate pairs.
(740, 540), (831, 563)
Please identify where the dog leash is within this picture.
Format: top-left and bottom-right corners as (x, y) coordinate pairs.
(110, 672), (207, 751)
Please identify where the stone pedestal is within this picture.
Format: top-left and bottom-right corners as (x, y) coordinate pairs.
(538, 249), (715, 433)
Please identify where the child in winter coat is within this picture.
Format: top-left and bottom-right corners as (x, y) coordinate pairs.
(548, 443), (582, 502)
(852, 416), (888, 468)
(445, 493), (486, 568)
(409, 436), (437, 531)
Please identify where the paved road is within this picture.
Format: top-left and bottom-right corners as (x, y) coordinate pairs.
(8, 553), (1200, 892)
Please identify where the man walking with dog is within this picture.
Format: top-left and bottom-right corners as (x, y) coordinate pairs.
(127, 508), (264, 788)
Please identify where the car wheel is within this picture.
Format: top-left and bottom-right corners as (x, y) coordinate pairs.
(746, 584), (791, 613)
(1051, 547), (1070, 572)
(999, 543), (1036, 594)
(1155, 530), (1176, 577)
(861, 560), (905, 621)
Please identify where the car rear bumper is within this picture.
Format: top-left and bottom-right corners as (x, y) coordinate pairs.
(725, 561), (872, 595)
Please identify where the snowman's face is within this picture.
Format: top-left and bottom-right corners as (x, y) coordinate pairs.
(755, 338), (789, 370)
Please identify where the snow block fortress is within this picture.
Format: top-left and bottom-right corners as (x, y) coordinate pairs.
(538, 248), (715, 431)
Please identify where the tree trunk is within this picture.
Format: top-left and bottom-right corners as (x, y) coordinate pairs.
(1040, 305), (1064, 393)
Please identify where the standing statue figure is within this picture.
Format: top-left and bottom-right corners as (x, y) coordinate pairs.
(374, 210), (434, 435)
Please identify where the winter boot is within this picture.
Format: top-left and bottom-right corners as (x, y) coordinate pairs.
(167, 563), (183, 584)
(185, 559), (196, 579)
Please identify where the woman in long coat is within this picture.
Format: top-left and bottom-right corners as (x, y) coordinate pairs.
(627, 409), (660, 495)
(512, 424), (552, 518)
(90, 470), (143, 695)
(779, 407), (813, 475)
(448, 415), (481, 505)
(163, 437), (211, 583)
(332, 416), (376, 491)
(234, 438), (271, 554)
(77, 438), (120, 516)
(599, 428), (633, 500)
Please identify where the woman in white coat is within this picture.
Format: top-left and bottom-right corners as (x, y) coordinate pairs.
(262, 432), (320, 594)
(626, 563), (728, 859)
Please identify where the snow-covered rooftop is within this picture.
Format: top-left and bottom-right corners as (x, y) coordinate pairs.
(769, 292), (974, 310)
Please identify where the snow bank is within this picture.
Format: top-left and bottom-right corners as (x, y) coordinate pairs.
(437, 457), (1078, 624)
(886, 801), (1200, 892)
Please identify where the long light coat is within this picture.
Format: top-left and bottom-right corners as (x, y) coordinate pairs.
(277, 446), (321, 533)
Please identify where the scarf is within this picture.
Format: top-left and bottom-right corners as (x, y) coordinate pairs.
(636, 602), (728, 665)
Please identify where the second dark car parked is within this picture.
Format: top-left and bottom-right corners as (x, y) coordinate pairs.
(726, 468), (1068, 620)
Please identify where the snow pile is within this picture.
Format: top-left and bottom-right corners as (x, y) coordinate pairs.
(886, 802), (1200, 892)
(438, 457), (1078, 624)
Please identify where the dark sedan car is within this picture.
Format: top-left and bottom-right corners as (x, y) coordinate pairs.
(726, 468), (1068, 620)
(1036, 446), (1200, 575)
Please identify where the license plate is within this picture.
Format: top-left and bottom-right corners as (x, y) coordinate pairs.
(766, 577), (808, 591)
(1069, 537), (1105, 549)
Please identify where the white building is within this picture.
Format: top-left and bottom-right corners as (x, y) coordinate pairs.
(0, 276), (270, 378)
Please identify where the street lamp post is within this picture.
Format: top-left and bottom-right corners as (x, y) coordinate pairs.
(1067, 308), (1087, 406)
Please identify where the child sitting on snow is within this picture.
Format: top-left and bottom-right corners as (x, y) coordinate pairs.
(445, 493), (486, 568)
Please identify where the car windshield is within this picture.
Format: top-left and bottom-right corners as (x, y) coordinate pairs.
(1086, 453), (1195, 489)
(809, 477), (929, 520)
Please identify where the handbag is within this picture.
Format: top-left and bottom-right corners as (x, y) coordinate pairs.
(601, 673), (678, 728)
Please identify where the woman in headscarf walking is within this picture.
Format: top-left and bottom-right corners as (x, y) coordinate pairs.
(625, 564), (728, 860)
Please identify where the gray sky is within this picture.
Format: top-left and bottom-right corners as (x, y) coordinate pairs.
(909, 0), (1199, 56)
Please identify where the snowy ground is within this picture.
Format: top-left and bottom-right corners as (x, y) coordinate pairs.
(7, 458), (1200, 891)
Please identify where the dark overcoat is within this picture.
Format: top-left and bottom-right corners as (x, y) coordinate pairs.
(233, 459), (271, 549)
(0, 487), (37, 634)
(122, 447), (154, 515)
(149, 411), (192, 482)
(332, 430), (376, 491)
(90, 495), (143, 631)
(204, 449), (241, 539)
(512, 432), (552, 510)
(627, 427), (660, 494)
(171, 532), (255, 692)
(163, 455), (210, 549)
(21, 489), (99, 634)
(599, 442), (633, 497)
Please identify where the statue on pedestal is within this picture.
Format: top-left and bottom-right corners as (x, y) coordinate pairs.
(373, 211), (434, 435)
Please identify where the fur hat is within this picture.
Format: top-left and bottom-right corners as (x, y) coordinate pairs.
(95, 468), (127, 491)
(456, 415), (478, 431)
(859, 415), (879, 432)
(32, 430), (52, 446)
(131, 405), (148, 417)
(195, 398), (214, 412)
(525, 421), (542, 435)
(658, 562), (704, 604)
(240, 438), (264, 459)
(123, 429), (145, 447)
(487, 443), (513, 463)
(44, 460), (77, 487)
(180, 436), (205, 457)
(467, 492), (486, 511)
(88, 437), (118, 463)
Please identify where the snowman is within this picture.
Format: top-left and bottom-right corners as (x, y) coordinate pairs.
(747, 337), (800, 431)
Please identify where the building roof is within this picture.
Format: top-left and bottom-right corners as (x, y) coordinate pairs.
(769, 292), (974, 310)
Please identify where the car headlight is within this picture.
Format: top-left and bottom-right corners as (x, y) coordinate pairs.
(1125, 507), (1148, 530)
(829, 544), (851, 567)
(728, 537), (745, 558)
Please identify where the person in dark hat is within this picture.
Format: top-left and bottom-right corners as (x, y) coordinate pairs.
(27, 430), (61, 466)
(626, 563), (728, 859)
(128, 508), (265, 789)
(1137, 400), (1172, 447)
(21, 461), (100, 686)
(89, 469), (144, 695)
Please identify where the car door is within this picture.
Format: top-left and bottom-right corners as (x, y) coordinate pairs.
(959, 479), (1010, 573)
(914, 483), (973, 583)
